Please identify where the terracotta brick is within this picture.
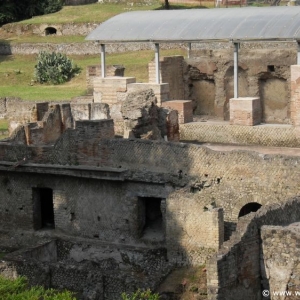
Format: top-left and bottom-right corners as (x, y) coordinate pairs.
(229, 97), (261, 126)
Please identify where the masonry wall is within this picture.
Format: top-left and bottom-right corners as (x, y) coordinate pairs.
(186, 48), (294, 122)
(206, 196), (300, 300)
(0, 170), (170, 244)
(261, 223), (300, 299)
(0, 239), (171, 299)
(148, 56), (185, 100)
(166, 190), (224, 265)
(1, 137), (300, 240)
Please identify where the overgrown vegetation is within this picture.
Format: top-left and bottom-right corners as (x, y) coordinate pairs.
(0, 0), (63, 26)
(0, 276), (75, 300)
(121, 289), (160, 300)
(0, 48), (185, 101)
(34, 51), (81, 85)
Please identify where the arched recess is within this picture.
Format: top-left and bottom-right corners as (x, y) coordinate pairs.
(45, 27), (57, 35)
(259, 74), (289, 124)
(223, 66), (249, 121)
(238, 202), (262, 218)
(192, 79), (216, 116)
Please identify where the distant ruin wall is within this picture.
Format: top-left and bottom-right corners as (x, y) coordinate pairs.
(0, 42), (187, 55)
(206, 196), (300, 300)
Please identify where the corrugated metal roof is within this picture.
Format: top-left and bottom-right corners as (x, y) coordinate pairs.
(86, 7), (300, 43)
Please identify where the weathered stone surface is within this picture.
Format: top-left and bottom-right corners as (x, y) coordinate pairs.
(121, 89), (163, 140)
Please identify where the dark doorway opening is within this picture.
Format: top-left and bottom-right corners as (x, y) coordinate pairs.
(33, 188), (55, 230)
(238, 202), (262, 218)
(45, 27), (57, 35)
(137, 197), (163, 240)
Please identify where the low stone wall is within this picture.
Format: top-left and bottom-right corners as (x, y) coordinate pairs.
(65, 0), (97, 4)
(0, 238), (171, 299)
(207, 196), (300, 300)
(0, 41), (187, 55)
(180, 121), (300, 147)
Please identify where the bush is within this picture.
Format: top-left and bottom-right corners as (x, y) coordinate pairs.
(42, 0), (64, 14)
(34, 51), (81, 85)
(121, 289), (160, 300)
(0, 275), (76, 300)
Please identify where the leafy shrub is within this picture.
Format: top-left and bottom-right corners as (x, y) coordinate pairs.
(34, 51), (81, 85)
(121, 289), (160, 300)
(0, 275), (75, 300)
(42, 0), (64, 14)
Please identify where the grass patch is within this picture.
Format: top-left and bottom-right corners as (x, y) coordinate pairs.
(0, 48), (185, 101)
(18, 2), (162, 25)
(0, 120), (8, 131)
(0, 275), (75, 299)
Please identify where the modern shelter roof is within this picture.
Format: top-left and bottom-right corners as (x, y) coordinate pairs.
(86, 6), (300, 43)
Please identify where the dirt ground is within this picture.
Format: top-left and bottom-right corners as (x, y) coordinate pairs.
(156, 266), (207, 300)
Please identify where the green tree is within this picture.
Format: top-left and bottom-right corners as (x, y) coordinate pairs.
(0, 0), (63, 26)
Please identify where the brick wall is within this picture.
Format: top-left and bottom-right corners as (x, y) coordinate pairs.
(167, 190), (224, 265)
(148, 56), (185, 100)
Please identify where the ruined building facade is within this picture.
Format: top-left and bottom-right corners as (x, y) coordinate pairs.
(1, 44), (300, 299)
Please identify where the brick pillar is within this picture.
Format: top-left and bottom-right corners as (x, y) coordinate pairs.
(290, 65), (300, 126)
(229, 97), (261, 126)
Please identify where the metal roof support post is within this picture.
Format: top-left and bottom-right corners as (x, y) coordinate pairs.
(188, 42), (192, 58)
(155, 43), (160, 84)
(297, 41), (300, 65)
(234, 42), (239, 98)
(100, 44), (106, 78)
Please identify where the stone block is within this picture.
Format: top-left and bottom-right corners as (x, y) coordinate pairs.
(127, 83), (169, 106)
(93, 76), (136, 104)
(161, 100), (193, 124)
(229, 97), (261, 126)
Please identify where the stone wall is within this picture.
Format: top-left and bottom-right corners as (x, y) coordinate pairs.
(65, 0), (97, 5)
(166, 189), (224, 266)
(148, 56), (185, 100)
(1, 23), (99, 37)
(261, 223), (300, 299)
(1, 135), (300, 239)
(0, 238), (171, 299)
(206, 196), (300, 300)
(0, 41), (187, 55)
(186, 48), (294, 123)
(180, 122), (300, 147)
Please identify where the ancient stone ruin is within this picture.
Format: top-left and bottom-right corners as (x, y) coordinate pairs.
(2, 6), (300, 300)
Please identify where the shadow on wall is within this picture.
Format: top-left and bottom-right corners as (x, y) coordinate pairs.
(0, 40), (12, 58)
(259, 73), (289, 124)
